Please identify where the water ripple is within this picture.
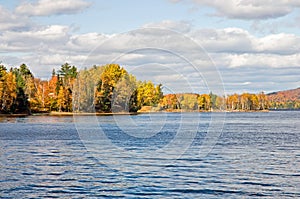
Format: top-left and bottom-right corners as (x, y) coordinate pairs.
(0, 112), (299, 198)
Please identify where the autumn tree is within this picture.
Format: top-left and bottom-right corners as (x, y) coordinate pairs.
(136, 81), (163, 108)
(57, 86), (66, 112)
(54, 63), (78, 112)
(160, 94), (179, 110)
(95, 64), (128, 112)
(258, 92), (269, 110)
(227, 94), (239, 110)
(180, 93), (198, 110)
(73, 66), (105, 112)
(112, 74), (138, 112)
(198, 94), (211, 111)
(33, 78), (50, 112)
(1, 71), (17, 113)
(0, 65), (7, 111)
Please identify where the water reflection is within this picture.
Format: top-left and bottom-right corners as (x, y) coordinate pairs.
(0, 115), (75, 123)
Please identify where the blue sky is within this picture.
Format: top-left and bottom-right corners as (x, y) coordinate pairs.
(0, 0), (299, 94)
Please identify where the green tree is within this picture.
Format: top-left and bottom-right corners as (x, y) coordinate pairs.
(12, 65), (33, 114)
(58, 63), (77, 79)
(53, 63), (78, 112)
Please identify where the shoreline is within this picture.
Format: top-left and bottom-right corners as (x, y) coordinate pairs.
(2, 109), (299, 117)
(48, 112), (139, 116)
(0, 113), (29, 117)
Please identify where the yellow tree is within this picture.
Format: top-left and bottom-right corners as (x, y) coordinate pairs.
(2, 71), (17, 113)
(227, 94), (239, 110)
(95, 64), (127, 112)
(0, 65), (8, 111)
(240, 93), (251, 110)
(180, 94), (198, 110)
(250, 94), (259, 110)
(198, 94), (211, 111)
(57, 86), (66, 112)
(258, 92), (269, 110)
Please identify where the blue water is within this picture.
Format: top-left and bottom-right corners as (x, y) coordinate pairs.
(0, 111), (299, 198)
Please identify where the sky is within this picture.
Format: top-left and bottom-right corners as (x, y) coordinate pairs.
(0, 0), (300, 94)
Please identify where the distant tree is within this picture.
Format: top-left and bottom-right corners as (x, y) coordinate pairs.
(136, 81), (163, 108)
(58, 63), (77, 79)
(180, 94), (198, 110)
(19, 63), (33, 78)
(227, 94), (239, 110)
(52, 68), (56, 77)
(209, 92), (218, 110)
(258, 92), (268, 110)
(160, 94), (179, 110)
(0, 64), (7, 78)
(250, 94), (259, 110)
(198, 94), (211, 111)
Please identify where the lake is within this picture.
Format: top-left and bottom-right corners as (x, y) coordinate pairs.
(0, 111), (299, 198)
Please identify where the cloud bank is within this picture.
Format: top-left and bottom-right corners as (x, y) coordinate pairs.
(170, 0), (300, 19)
(15, 0), (91, 16)
(0, 0), (299, 94)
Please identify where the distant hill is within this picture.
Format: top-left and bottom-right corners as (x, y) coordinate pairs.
(267, 87), (300, 109)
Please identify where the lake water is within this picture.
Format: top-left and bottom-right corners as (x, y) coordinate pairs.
(0, 111), (299, 198)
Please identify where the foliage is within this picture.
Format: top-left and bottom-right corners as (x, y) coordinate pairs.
(159, 92), (271, 111)
(0, 62), (298, 114)
(0, 68), (17, 113)
(73, 64), (162, 113)
(268, 88), (300, 109)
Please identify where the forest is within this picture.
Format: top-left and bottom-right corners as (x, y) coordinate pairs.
(0, 63), (162, 114)
(0, 63), (298, 114)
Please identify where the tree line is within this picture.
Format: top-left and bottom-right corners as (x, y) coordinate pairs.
(0, 63), (162, 114)
(158, 92), (269, 111)
(267, 88), (300, 109)
(0, 63), (297, 114)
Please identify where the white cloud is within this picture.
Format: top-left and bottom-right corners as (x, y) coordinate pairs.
(190, 27), (300, 55)
(0, 6), (31, 31)
(255, 33), (300, 55)
(191, 28), (255, 53)
(15, 0), (91, 16)
(143, 20), (192, 33)
(0, 20), (299, 93)
(215, 53), (300, 68)
(2, 21), (300, 69)
(171, 0), (300, 19)
(67, 33), (109, 53)
(0, 25), (70, 52)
